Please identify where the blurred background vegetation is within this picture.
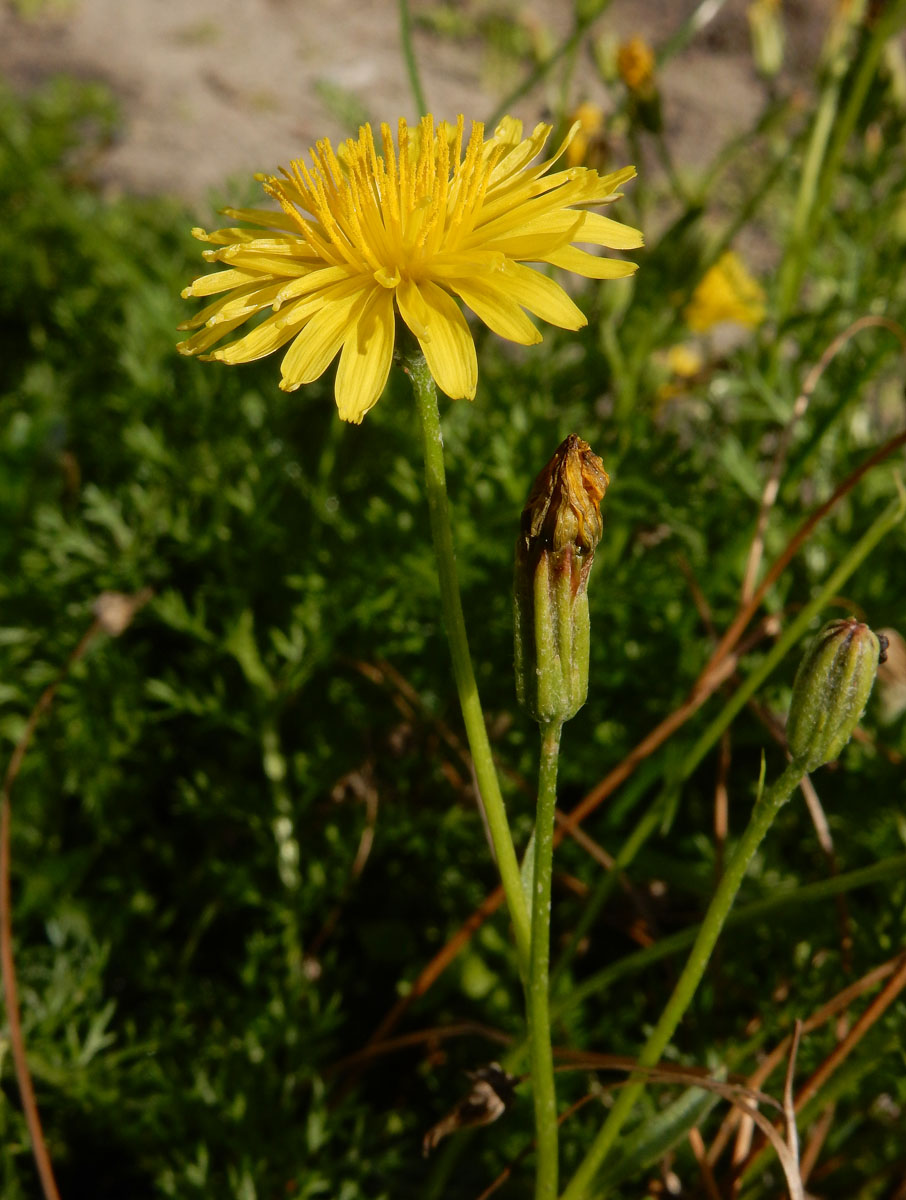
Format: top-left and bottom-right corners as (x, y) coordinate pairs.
(1, 1), (906, 1196)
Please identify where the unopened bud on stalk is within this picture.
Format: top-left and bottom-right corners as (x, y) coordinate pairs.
(514, 435), (609, 724)
(786, 618), (886, 771)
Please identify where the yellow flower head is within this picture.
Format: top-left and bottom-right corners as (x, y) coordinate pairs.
(178, 115), (642, 423)
(617, 36), (656, 94)
(683, 251), (766, 333)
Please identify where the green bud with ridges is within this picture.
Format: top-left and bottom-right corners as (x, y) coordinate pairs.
(514, 435), (608, 725)
(786, 618), (886, 771)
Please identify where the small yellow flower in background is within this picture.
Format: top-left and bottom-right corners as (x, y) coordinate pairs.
(655, 344), (705, 405)
(665, 343), (703, 379)
(617, 36), (656, 94)
(684, 251), (766, 333)
(179, 115), (642, 423)
(565, 102), (606, 169)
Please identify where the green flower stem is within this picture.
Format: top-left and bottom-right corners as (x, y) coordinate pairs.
(398, 0), (428, 117)
(561, 759), (805, 1199)
(405, 349), (531, 973)
(529, 719), (563, 1200)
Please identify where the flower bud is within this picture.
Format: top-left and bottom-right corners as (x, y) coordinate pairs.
(616, 36), (662, 132)
(514, 435), (608, 724)
(786, 618), (884, 771)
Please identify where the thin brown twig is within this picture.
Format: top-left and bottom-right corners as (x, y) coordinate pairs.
(729, 961), (906, 1190)
(354, 657), (628, 879)
(0, 588), (151, 1200)
(782, 1020), (803, 1174)
(740, 315), (906, 604)
(472, 1094), (598, 1200)
(714, 729), (732, 881)
(792, 955), (906, 1114)
(707, 953), (905, 1167)
(689, 1125), (723, 1200)
(695, 425), (906, 725)
(473, 1064), (797, 1200)
(304, 766), (380, 968)
(799, 1102), (835, 1183)
(797, 773), (853, 972)
(328, 1020), (514, 1074)
(677, 557), (732, 884)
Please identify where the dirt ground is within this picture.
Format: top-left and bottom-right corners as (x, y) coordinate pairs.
(0, 0), (827, 208)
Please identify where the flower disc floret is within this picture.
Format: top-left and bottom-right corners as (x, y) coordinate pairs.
(178, 115), (642, 423)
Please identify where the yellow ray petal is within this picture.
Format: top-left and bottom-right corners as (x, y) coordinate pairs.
(398, 279), (477, 400)
(193, 227), (272, 249)
(209, 251), (315, 277)
(220, 206), (303, 232)
(178, 281), (267, 330)
(177, 313), (249, 356)
(182, 268), (265, 300)
(570, 164), (637, 204)
(335, 288), (396, 423)
(487, 120), (549, 184)
(445, 276), (542, 346)
(500, 262), (587, 330)
(479, 210), (583, 258)
(210, 281), (284, 325)
(274, 265), (359, 308)
(543, 245), (639, 278)
(573, 211), (645, 250)
(209, 310), (310, 364)
(279, 285), (371, 390)
(470, 182), (589, 244)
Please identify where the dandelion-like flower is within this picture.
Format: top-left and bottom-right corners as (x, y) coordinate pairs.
(178, 115), (642, 423)
(684, 251), (766, 333)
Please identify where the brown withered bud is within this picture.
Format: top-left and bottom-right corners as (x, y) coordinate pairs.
(514, 435), (609, 724)
(521, 434), (609, 560)
(422, 1063), (518, 1157)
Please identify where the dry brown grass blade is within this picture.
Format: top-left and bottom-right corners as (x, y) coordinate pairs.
(303, 765), (379, 972)
(353, 657), (627, 878)
(689, 1125), (723, 1200)
(473, 1060), (798, 1200)
(799, 1102), (835, 1183)
(327, 1020), (513, 1074)
(740, 316), (906, 604)
(693, 425), (906, 721)
(706, 953), (906, 1168)
(0, 589), (151, 1200)
(472, 1094), (597, 1200)
(728, 960), (906, 1188)
(797, 773), (853, 972)
(364, 882), (507, 1047)
(792, 954), (906, 1114)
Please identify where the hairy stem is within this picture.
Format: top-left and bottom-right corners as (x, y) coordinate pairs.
(529, 719), (563, 1199)
(404, 347), (531, 972)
